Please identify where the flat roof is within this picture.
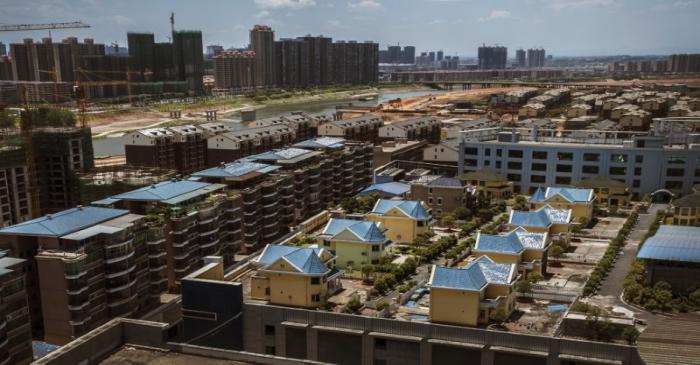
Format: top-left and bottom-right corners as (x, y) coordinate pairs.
(99, 347), (251, 365)
(108, 180), (225, 205)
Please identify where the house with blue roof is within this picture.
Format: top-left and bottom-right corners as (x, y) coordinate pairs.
(251, 244), (342, 308)
(367, 199), (431, 243)
(428, 256), (519, 327)
(508, 205), (572, 235)
(317, 218), (389, 269)
(529, 187), (595, 221)
(637, 225), (700, 293)
(358, 182), (410, 199)
(474, 227), (550, 275)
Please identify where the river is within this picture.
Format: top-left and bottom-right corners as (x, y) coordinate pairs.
(91, 88), (445, 157)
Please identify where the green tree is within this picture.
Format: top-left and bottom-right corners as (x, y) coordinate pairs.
(526, 271), (544, 283)
(361, 264), (374, 282)
(490, 307), (509, 322)
(549, 245), (566, 262)
(453, 207), (471, 220)
(622, 327), (640, 345)
(516, 280), (532, 295)
(345, 295), (363, 314)
(441, 213), (456, 230)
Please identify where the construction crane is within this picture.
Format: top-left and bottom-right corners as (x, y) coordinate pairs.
(0, 21), (90, 32)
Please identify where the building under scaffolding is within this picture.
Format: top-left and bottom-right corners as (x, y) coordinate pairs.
(77, 165), (176, 204)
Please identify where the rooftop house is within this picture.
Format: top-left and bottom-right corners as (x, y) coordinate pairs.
(637, 225), (700, 293)
(409, 175), (474, 215)
(575, 176), (629, 207)
(474, 227), (550, 275)
(422, 138), (460, 165)
(358, 182), (410, 199)
(317, 218), (388, 269)
(428, 256), (518, 327)
(250, 244), (342, 308)
(508, 205), (572, 235)
(670, 193), (700, 226)
(206, 124), (296, 166)
(529, 187), (595, 221)
(367, 199), (430, 244)
(317, 115), (383, 143)
(461, 170), (513, 200)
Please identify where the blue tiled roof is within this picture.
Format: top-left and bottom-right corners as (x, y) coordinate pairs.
(509, 205), (571, 228)
(371, 199), (430, 220)
(246, 147), (317, 162)
(530, 187), (594, 203)
(429, 256), (515, 291)
(321, 218), (386, 243)
(109, 180), (218, 202)
(0, 207), (128, 237)
(638, 225), (700, 263)
(256, 244), (329, 274)
(293, 137), (346, 149)
(192, 161), (280, 178)
(360, 182), (410, 196)
(476, 227), (548, 254)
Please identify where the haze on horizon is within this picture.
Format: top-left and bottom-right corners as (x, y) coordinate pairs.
(1, 0), (698, 57)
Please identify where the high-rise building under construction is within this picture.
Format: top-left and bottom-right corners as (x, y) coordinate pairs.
(250, 25), (276, 88)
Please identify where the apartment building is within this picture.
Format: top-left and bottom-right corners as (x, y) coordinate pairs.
(508, 205), (572, 235)
(428, 256), (518, 327)
(125, 125), (208, 174)
(458, 126), (700, 197)
(92, 180), (233, 290)
(378, 117), (441, 144)
(409, 175), (473, 215)
(567, 104), (592, 118)
(0, 253), (32, 364)
(0, 206), (158, 345)
(317, 115), (383, 143)
(317, 218), (388, 269)
(367, 199), (430, 243)
(474, 227), (550, 275)
(249, 112), (319, 141)
(213, 50), (256, 90)
(206, 124), (296, 166)
(250, 244), (342, 308)
(0, 147), (33, 228)
(529, 187), (595, 221)
(441, 119), (500, 140)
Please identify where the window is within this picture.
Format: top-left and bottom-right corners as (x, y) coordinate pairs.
(437, 197), (443, 205)
(265, 346), (276, 355)
(372, 245), (380, 252)
(496, 149), (502, 157)
(555, 176), (572, 184)
(583, 153), (600, 162)
(557, 152), (574, 161)
(311, 294), (321, 302)
(484, 160), (490, 167)
(532, 151), (548, 160)
(507, 161), (522, 170)
(667, 168), (685, 177)
(495, 161), (502, 168)
(668, 156), (687, 164)
(530, 175), (546, 183)
(265, 325), (276, 336)
(464, 147), (478, 155)
(311, 277), (321, 285)
(507, 174), (522, 182)
(485, 148), (491, 156)
(375, 338), (387, 350)
(695, 169), (700, 177)
(633, 180), (640, 188)
(464, 159), (477, 167)
(635, 167), (642, 176)
(635, 155), (644, 163)
(610, 154), (628, 163)
(582, 165), (599, 174)
(508, 150), (523, 158)
(556, 164), (572, 173)
(323, 240), (330, 247)
(531, 163), (547, 171)
(665, 181), (683, 190)
(609, 167), (627, 175)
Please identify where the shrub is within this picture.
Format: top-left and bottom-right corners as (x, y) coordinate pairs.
(526, 271), (544, 283)
(622, 327), (640, 345)
(453, 207), (471, 220)
(345, 295), (363, 314)
(515, 280), (532, 295)
(376, 300), (389, 312)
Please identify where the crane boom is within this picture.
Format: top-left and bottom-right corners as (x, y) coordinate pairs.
(0, 21), (90, 32)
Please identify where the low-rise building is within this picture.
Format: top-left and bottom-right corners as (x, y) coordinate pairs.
(409, 175), (474, 215)
(461, 170), (513, 200)
(125, 126), (208, 174)
(637, 225), (700, 293)
(474, 227), (550, 275)
(575, 175), (629, 207)
(428, 256), (518, 327)
(317, 218), (388, 269)
(670, 193), (700, 226)
(529, 187), (595, 221)
(250, 244), (342, 308)
(567, 104), (592, 118)
(564, 115), (599, 130)
(508, 205), (571, 235)
(422, 139), (460, 165)
(206, 124), (296, 166)
(373, 139), (428, 168)
(317, 115), (383, 143)
(367, 199), (430, 243)
(378, 117), (441, 144)
(619, 109), (651, 130)
(441, 118), (499, 140)
(668, 103), (692, 117)
(610, 104), (639, 120)
(518, 103), (545, 119)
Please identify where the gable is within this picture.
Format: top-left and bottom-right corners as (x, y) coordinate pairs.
(334, 229), (363, 242)
(384, 207), (409, 218)
(266, 257), (302, 273)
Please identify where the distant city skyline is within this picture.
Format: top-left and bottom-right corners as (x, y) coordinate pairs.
(1, 0), (699, 57)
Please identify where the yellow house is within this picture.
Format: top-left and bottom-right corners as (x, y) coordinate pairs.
(529, 187), (595, 221)
(508, 205), (572, 236)
(575, 176), (629, 207)
(367, 199), (430, 244)
(318, 218), (388, 269)
(670, 193), (700, 226)
(474, 227), (550, 275)
(428, 256), (518, 327)
(461, 170), (514, 200)
(250, 244), (342, 308)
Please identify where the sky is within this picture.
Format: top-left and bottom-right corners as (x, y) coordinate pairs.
(1, 0), (699, 57)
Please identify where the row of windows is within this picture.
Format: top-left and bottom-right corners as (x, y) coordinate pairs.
(472, 161), (700, 179)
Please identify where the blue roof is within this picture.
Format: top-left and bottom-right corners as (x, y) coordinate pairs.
(256, 244), (329, 274)
(371, 199), (430, 220)
(509, 205), (571, 228)
(638, 225), (700, 263)
(293, 137), (346, 150)
(0, 206), (128, 237)
(429, 256), (515, 291)
(321, 218), (386, 243)
(108, 180), (220, 203)
(245, 147), (318, 162)
(530, 187), (594, 203)
(476, 227), (548, 254)
(360, 182), (410, 196)
(192, 161), (280, 178)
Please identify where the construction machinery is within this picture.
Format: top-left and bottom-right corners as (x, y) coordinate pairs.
(0, 21), (89, 32)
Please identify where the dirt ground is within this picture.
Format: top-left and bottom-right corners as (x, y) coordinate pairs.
(506, 299), (566, 335)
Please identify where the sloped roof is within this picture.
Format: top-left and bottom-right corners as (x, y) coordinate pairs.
(575, 176), (627, 189)
(293, 137), (346, 150)
(638, 225), (700, 263)
(360, 182), (410, 196)
(245, 147), (321, 163)
(462, 170), (507, 182)
(475, 227), (548, 254)
(371, 199), (430, 220)
(321, 218), (385, 243)
(256, 244), (330, 274)
(429, 256), (516, 291)
(530, 187), (594, 203)
(192, 161), (280, 178)
(414, 175), (464, 188)
(0, 206), (128, 237)
(671, 193), (700, 208)
(509, 205), (571, 228)
(109, 180), (224, 204)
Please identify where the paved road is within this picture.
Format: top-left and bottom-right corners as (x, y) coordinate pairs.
(591, 204), (666, 323)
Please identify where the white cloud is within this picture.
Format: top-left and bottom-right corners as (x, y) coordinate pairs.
(110, 15), (132, 25)
(477, 10), (514, 22)
(544, 0), (616, 10)
(254, 0), (316, 9)
(256, 10), (271, 18)
(348, 0), (381, 10)
(327, 19), (342, 27)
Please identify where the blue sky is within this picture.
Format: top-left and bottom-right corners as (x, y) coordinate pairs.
(1, 0), (698, 56)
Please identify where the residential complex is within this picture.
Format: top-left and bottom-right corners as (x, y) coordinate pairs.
(317, 114), (383, 143)
(367, 199), (431, 243)
(478, 45), (507, 70)
(378, 117), (441, 144)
